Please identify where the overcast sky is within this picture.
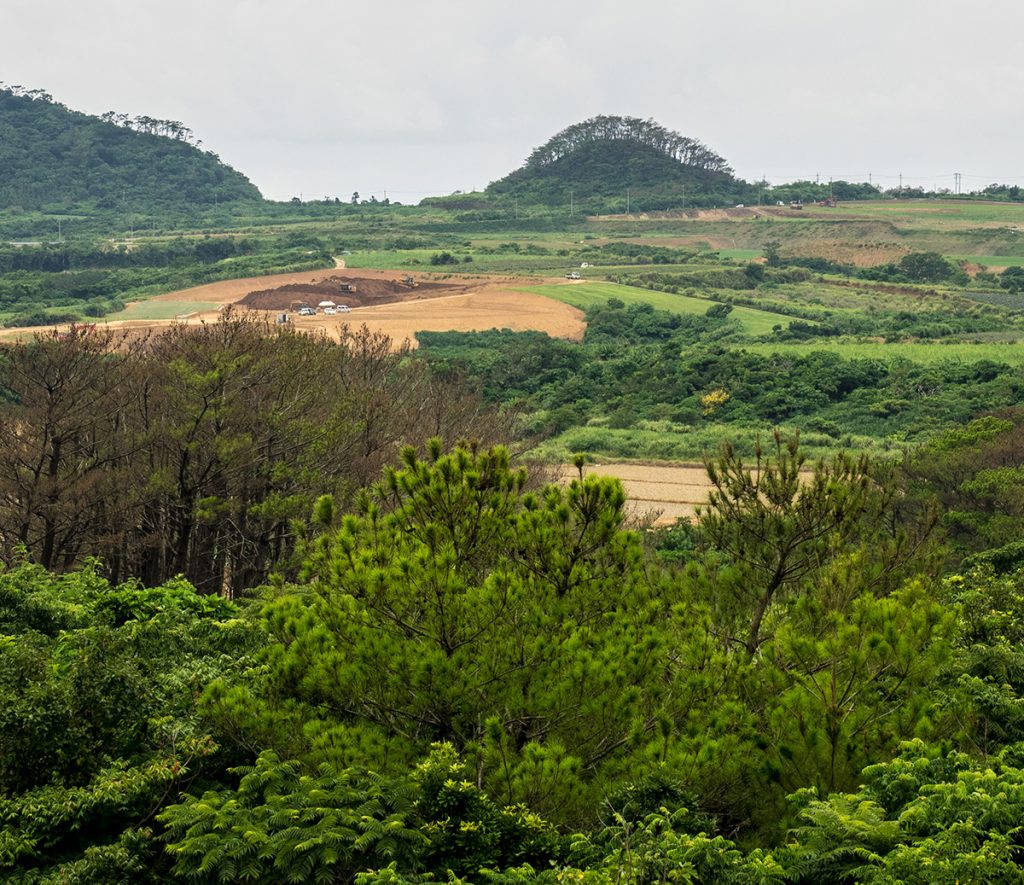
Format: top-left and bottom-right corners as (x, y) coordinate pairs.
(4, 1), (1023, 202)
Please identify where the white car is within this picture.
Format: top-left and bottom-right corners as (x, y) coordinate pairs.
(336, 304), (351, 313)
(324, 307), (337, 316)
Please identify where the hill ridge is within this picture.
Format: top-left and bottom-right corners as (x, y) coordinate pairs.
(485, 114), (751, 211)
(0, 83), (262, 213)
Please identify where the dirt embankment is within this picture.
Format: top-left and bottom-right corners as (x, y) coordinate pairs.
(238, 275), (472, 310)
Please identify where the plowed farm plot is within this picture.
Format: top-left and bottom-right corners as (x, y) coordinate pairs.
(556, 462), (815, 525)
(557, 462), (713, 525)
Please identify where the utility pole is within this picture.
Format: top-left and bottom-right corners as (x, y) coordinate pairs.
(899, 172), (903, 196)
(514, 196), (518, 220)
(57, 218), (61, 243)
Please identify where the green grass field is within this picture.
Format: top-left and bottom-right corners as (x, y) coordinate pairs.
(344, 248), (585, 275)
(523, 281), (794, 334)
(741, 340), (1024, 365)
(104, 300), (221, 321)
(959, 255), (1024, 267)
(716, 248), (763, 260)
(799, 199), (1024, 225)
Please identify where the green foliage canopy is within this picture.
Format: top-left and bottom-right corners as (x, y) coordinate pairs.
(0, 86), (261, 212)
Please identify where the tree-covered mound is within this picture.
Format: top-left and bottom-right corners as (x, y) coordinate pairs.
(486, 115), (752, 212)
(0, 84), (262, 212)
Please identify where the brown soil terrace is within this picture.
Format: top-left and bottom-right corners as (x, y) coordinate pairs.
(557, 462), (712, 526)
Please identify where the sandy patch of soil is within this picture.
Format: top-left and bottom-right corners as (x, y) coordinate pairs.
(0, 269), (586, 345)
(556, 462), (711, 525)
(294, 286), (585, 345)
(555, 461), (816, 526)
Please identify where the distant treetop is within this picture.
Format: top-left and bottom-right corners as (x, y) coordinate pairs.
(97, 112), (202, 147)
(484, 114), (747, 211)
(523, 114), (733, 175)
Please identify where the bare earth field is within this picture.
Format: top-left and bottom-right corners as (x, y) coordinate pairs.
(556, 462), (816, 526)
(0, 268), (587, 344)
(557, 462), (712, 525)
(301, 289), (586, 345)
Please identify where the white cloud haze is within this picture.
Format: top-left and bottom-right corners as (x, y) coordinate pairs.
(4, 0), (1022, 201)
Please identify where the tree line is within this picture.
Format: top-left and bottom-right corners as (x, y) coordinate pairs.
(417, 300), (1024, 461)
(0, 87), (261, 212)
(0, 238), (332, 326)
(485, 116), (748, 212)
(521, 115), (733, 175)
(98, 111), (201, 145)
(7, 432), (1024, 880)
(0, 314), (511, 594)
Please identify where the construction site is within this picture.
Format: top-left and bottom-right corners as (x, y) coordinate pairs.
(237, 274), (470, 311)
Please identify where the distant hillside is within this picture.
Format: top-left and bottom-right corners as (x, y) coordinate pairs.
(485, 115), (752, 212)
(0, 84), (262, 212)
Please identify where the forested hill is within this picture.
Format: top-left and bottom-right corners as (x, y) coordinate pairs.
(0, 84), (262, 212)
(486, 115), (753, 212)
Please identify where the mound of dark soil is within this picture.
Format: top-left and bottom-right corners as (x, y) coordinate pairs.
(238, 275), (467, 310)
